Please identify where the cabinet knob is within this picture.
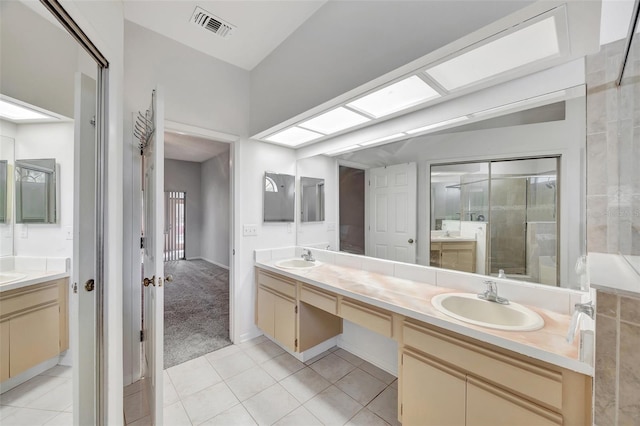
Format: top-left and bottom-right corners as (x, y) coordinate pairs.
(84, 279), (95, 292)
(143, 276), (156, 287)
(408, 238), (414, 244)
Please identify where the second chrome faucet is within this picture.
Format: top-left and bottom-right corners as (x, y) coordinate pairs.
(478, 280), (510, 305)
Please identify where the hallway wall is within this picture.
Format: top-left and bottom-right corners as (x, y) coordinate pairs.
(201, 150), (230, 268)
(164, 159), (202, 260)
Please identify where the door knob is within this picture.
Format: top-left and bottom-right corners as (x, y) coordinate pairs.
(84, 279), (95, 292)
(165, 274), (174, 283)
(143, 276), (156, 287)
(408, 238), (414, 244)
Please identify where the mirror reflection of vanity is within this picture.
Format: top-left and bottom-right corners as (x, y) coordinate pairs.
(15, 158), (57, 224)
(295, 89), (586, 290)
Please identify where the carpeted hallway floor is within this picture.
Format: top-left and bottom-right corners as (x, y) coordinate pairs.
(163, 259), (231, 368)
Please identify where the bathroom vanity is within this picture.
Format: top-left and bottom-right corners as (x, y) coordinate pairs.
(254, 258), (592, 425)
(0, 263), (69, 384)
(429, 239), (477, 273)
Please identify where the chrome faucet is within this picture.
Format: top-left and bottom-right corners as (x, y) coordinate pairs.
(301, 249), (315, 262)
(566, 301), (594, 343)
(478, 280), (509, 305)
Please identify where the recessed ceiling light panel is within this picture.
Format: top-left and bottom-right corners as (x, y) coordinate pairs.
(347, 76), (441, 118)
(299, 107), (370, 135)
(0, 99), (51, 121)
(425, 16), (560, 90)
(265, 126), (323, 146)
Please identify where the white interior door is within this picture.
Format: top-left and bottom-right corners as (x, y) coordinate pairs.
(368, 163), (417, 263)
(72, 72), (97, 425)
(142, 87), (165, 425)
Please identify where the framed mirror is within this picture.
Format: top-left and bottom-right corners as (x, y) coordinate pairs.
(264, 172), (295, 222)
(300, 177), (325, 222)
(15, 158), (57, 223)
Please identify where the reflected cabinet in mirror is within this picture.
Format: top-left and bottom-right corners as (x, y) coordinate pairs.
(431, 157), (559, 285)
(264, 172), (295, 222)
(15, 158), (57, 224)
(300, 177), (325, 222)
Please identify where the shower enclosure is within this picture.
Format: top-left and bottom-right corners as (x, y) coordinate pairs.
(431, 156), (559, 285)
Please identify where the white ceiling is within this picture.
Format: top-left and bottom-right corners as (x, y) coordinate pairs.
(164, 131), (229, 162)
(123, 0), (326, 70)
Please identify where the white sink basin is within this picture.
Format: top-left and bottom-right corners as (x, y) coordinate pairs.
(0, 272), (27, 285)
(431, 293), (544, 331)
(275, 259), (320, 270)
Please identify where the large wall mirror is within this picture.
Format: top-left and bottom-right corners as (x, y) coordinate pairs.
(296, 89), (586, 290)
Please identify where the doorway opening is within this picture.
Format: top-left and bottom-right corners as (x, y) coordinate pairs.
(164, 191), (186, 261)
(339, 165), (366, 255)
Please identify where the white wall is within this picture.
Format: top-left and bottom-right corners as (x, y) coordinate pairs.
(164, 159), (202, 260)
(0, 121), (17, 256)
(201, 150), (230, 268)
(14, 122), (74, 259)
(296, 155), (339, 250)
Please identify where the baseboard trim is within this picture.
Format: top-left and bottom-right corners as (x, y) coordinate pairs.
(0, 356), (60, 393)
(239, 329), (263, 344)
(198, 257), (230, 270)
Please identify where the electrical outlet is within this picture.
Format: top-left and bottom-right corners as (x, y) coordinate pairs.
(243, 224), (258, 236)
(20, 225), (28, 239)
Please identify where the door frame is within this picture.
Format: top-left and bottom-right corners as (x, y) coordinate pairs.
(123, 120), (239, 384)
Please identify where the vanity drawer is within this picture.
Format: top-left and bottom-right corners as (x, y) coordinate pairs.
(300, 285), (337, 314)
(0, 283), (59, 319)
(402, 321), (563, 410)
(340, 299), (393, 338)
(257, 270), (296, 299)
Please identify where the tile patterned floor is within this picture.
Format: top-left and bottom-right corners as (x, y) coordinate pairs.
(0, 365), (73, 426)
(124, 337), (399, 425)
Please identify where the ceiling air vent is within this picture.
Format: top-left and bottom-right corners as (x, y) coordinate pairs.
(190, 6), (236, 39)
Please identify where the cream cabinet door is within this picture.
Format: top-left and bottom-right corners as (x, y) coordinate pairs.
(257, 286), (276, 338)
(10, 305), (59, 377)
(401, 351), (466, 426)
(0, 321), (8, 382)
(274, 295), (296, 352)
(466, 378), (561, 426)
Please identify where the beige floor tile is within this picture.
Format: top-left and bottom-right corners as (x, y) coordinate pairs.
(304, 385), (362, 426)
(359, 362), (396, 385)
(367, 387), (399, 426)
(273, 406), (322, 426)
(346, 408), (390, 426)
(242, 340), (285, 364)
(124, 390), (150, 425)
(39, 365), (72, 379)
(0, 405), (19, 420)
(279, 367), (331, 404)
(261, 353), (305, 382)
(163, 401), (193, 426)
(167, 356), (223, 398)
(335, 369), (386, 406)
(27, 379), (73, 411)
(333, 349), (365, 366)
(200, 403), (257, 426)
(204, 345), (242, 363)
(42, 411), (74, 426)
(236, 335), (267, 350)
(243, 383), (300, 426)
(0, 376), (67, 407)
(124, 380), (145, 397)
(309, 353), (356, 383)
(303, 349), (333, 366)
(390, 379), (398, 390)
(163, 371), (180, 407)
(208, 351), (257, 380)
(181, 382), (239, 425)
(0, 407), (60, 426)
(225, 365), (276, 402)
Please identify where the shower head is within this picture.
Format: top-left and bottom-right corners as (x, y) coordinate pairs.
(545, 179), (556, 189)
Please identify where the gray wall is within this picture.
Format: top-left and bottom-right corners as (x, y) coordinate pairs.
(164, 159), (202, 260)
(201, 150), (230, 268)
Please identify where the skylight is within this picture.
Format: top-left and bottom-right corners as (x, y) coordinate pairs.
(299, 107), (370, 135)
(0, 98), (52, 121)
(346, 76), (441, 118)
(425, 16), (560, 91)
(264, 126), (323, 146)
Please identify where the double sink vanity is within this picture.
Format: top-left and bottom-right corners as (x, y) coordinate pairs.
(255, 248), (592, 425)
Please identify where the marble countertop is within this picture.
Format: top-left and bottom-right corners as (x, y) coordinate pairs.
(431, 237), (477, 242)
(256, 259), (592, 376)
(0, 270), (69, 292)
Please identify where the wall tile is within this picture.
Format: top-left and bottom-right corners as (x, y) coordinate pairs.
(594, 314), (617, 426)
(360, 257), (394, 276)
(596, 290), (618, 318)
(587, 132), (608, 196)
(618, 322), (640, 424)
(587, 195), (608, 252)
(393, 263), (436, 285)
(620, 295), (640, 325)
